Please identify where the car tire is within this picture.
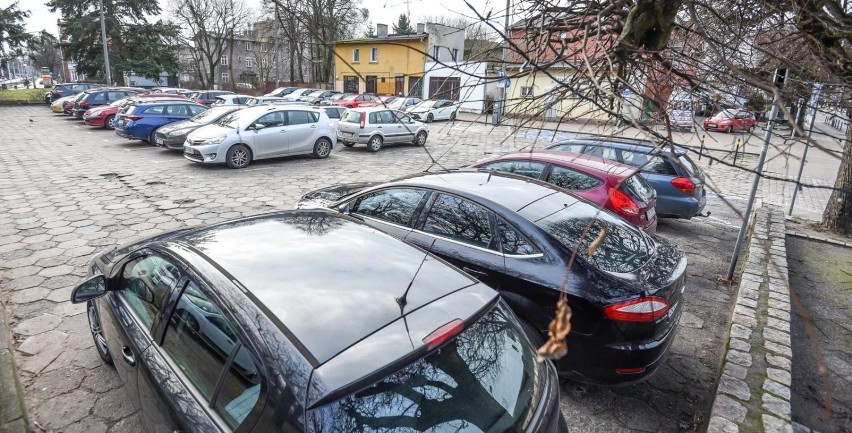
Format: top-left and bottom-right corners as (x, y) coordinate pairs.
(104, 115), (115, 130)
(226, 144), (252, 169)
(748, 125), (755, 133)
(147, 131), (157, 144)
(313, 138), (332, 159)
(426, 113), (434, 123)
(450, 111), (456, 121)
(414, 131), (427, 146)
(518, 317), (546, 348)
(342, 141), (355, 148)
(87, 302), (114, 366)
(725, 126), (733, 133)
(367, 135), (383, 152)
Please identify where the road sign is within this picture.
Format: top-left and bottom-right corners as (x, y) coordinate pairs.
(497, 68), (506, 78)
(504, 79), (511, 88)
(620, 89), (633, 97)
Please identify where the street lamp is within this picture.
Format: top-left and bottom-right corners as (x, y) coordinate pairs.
(98, 0), (112, 85)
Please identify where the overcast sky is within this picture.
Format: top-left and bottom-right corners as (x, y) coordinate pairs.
(16, 0), (501, 37)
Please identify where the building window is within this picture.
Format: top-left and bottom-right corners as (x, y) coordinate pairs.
(245, 41), (253, 50)
(222, 72), (230, 81)
(220, 55), (228, 66)
(433, 46), (440, 60)
(261, 58), (268, 68)
(261, 42), (268, 52)
(521, 86), (534, 98)
(370, 47), (378, 62)
(246, 57), (253, 68)
(352, 48), (360, 63)
(452, 48), (459, 61)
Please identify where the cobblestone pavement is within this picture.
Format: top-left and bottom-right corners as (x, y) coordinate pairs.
(1, 106), (754, 432)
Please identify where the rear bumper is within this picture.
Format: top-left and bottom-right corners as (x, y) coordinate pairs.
(114, 128), (140, 140)
(657, 192), (706, 218)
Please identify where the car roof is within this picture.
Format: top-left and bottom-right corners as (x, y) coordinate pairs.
(386, 171), (578, 217)
(178, 210), (478, 366)
(485, 150), (636, 179)
(553, 136), (687, 156)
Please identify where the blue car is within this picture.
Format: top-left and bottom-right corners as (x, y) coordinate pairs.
(115, 101), (207, 142)
(548, 137), (707, 218)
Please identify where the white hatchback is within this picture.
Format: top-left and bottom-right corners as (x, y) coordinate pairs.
(184, 105), (337, 169)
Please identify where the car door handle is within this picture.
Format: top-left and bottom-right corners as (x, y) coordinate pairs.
(463, 267), (488, 278)
(376, 126), (383, 129)
(279, 130), (287, 134)
(310, 125), (317, 128)
(122, 346), (136, 366)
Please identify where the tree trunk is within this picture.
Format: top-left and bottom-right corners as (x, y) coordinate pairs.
(821, 104), (852, 235)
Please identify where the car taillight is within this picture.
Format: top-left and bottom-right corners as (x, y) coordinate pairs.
(79, 102), (90, 109)
(609, 188), (639, 216)
(604, 297), (669, 322)
(671, 177), (695, 196)
(359, 112), (366, 129)
(126, 115), (143, 121)
(423, 319), (464, 350)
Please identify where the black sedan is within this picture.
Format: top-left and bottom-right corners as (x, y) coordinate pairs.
(299, 171), (687, 385)
(70, 209), (568, 433)
(153, 105), (243, 150)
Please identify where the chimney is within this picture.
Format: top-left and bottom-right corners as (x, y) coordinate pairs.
(416, 23), (425, 34)
(377, 24), (388, 38)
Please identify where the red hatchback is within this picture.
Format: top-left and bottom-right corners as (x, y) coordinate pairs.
(84, 93), (186, 129)
(472, 151), (658, 233)
(332, 93), (381, 109)
(702, 109), (757, 133)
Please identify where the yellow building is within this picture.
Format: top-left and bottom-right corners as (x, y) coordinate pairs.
(505, 65), (611, 122)
(333, 23), (465, 96)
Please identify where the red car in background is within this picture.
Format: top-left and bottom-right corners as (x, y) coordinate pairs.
(471, 151), (659, 233)
(332, 93), (381, 109)
(83, 92), (187, 129)
(702, 109), (757, 133)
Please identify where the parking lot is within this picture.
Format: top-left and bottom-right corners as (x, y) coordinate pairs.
(0, 106), (748, 432)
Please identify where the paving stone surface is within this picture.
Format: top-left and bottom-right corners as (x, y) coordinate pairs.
(0, 106), (767, 432)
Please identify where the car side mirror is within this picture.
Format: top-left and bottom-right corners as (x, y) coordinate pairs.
(252, 123), (266, 131)
(339, 203), (352, 214)
(70, 275), (107, 304)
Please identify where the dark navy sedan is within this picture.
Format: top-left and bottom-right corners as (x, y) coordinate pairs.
(299, 171), (688, 385)
(70, 210), (568, 433)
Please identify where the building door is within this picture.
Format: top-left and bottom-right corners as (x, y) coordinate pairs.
(408, 76), (423, 99)
(365, 75), (377, 94)
(343, 76), (359, 93)
(395, 76), (405, 95)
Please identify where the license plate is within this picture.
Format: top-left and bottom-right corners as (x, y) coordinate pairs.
(155, 138), (164, 145)
(707, 123), (716, 128)
(646, 207), (656, 220)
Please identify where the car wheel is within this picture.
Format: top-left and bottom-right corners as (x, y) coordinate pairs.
(104, 115), (115, 130)
(87, 302), (114, 366)
(426, 113), (434, 123)
(226, 144), (252, 169)
(450, 111), (456, 121)
(518, 318), (546, 352)
(147, 131), (157, 144)
(748, 125), (755, 133)
(414, 131), (427, 146)
(342, 141), (355, 148)
(725, 126), (733, 133)
(367, 135), (383, 152)
(313, 138), (332, 159)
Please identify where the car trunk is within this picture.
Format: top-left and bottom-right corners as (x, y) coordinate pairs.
(336, 111), (363, 140)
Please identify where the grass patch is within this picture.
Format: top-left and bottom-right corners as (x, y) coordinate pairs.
(0, 88), (45, 102)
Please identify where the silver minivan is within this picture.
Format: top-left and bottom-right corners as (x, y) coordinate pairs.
(337, 107), (429, 152)
(183, 105), (337, 169)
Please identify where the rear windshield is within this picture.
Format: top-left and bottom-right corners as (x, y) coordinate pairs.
(341, 111), (362, 123)
(309, 303), (542, 433)
(539, 203), (652, 273)
(677, 154), (699, 177)
(620, 174), (656, 203)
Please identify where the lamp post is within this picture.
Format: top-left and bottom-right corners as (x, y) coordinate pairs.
(98, 0), (112, 85)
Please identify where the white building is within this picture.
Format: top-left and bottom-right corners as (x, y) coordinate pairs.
(422, 61), (499, 114)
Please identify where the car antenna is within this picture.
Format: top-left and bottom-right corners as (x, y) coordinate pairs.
(396, 239), (436, 313)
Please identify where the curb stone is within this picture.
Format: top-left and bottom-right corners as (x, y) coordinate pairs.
(708, 205), (794, 432)
(0, 298), (29, 433)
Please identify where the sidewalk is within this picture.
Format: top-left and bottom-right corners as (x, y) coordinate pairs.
(0, 299), (28, 433)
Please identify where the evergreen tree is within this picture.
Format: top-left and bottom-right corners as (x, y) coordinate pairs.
(0, 2), (31, 69)
(47, 0), (179, 84)
(392, 14), (413, 34)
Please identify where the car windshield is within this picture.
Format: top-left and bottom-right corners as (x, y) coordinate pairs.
(412, 100), (438, 110)
(309, 303), (542, 433)
(110, 97), (129, 107)
(538, 202), (652, 274)
(308, 90), (325, 97)
(340, 111), (361, 122)
(216, 110), (254, 128)
(715, 109), (737, 119)
(190, 106), (234, 123)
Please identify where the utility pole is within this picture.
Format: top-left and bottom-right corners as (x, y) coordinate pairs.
(493, 0), (511, 125)
(788, 83), (822, 215)
(273, 7), (280, 87)
(727, 69), (786, 280)
(98, 0), (112, 85)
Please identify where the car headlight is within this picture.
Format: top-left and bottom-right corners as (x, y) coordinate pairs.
(166, 130), (184, 137)
(201, 136), (227, 145)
